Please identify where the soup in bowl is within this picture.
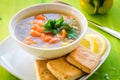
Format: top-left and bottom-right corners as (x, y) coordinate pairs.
(9, 3), (88, 59)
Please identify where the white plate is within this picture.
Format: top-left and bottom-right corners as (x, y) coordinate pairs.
(0, 28), (111, 80)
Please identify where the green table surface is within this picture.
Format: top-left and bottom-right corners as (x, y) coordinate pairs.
(0, 0), (120, 80)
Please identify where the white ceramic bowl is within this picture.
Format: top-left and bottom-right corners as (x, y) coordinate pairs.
(9, 3), (88, 59)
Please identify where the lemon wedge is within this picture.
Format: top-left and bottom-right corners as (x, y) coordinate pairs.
(80, 34), (106, 56)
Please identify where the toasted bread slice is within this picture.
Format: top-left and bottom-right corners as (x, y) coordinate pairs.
(67, 45), (101, 73)
(35, 60), (57, 80)
(47, 56), (84, 80)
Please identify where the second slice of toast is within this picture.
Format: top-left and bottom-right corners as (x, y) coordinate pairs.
(47, 56), (84, 80)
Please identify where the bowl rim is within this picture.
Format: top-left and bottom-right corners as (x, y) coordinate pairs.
(9, 3), (88, 50)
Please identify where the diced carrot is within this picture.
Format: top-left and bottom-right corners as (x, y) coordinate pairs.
(37, 27), (44, 33)
(61, 29), (66, 39)
(49, 38), (59, 44)
(40, 33), (53, 42)
(23, 37), (36, 45)
(40, 33), (59, 43)
(31, 24), (44, 33)
(41, 33), (46, 40)
(33, 20), (44, 26)
(44, 36), (52, 42)
(30, 30), (41, 37)
(31, 24), (39, 30)
(35, 14), (46, 21)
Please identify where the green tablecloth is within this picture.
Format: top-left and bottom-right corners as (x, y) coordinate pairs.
(0, 0), (120, 80)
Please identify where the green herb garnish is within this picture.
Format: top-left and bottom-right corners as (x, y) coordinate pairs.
(44, 17), (63, 34)
(44, 16), (78, 39)
(66, 27), (78, 39)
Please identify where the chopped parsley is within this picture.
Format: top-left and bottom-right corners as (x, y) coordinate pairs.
(43, 16), (78, 39)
